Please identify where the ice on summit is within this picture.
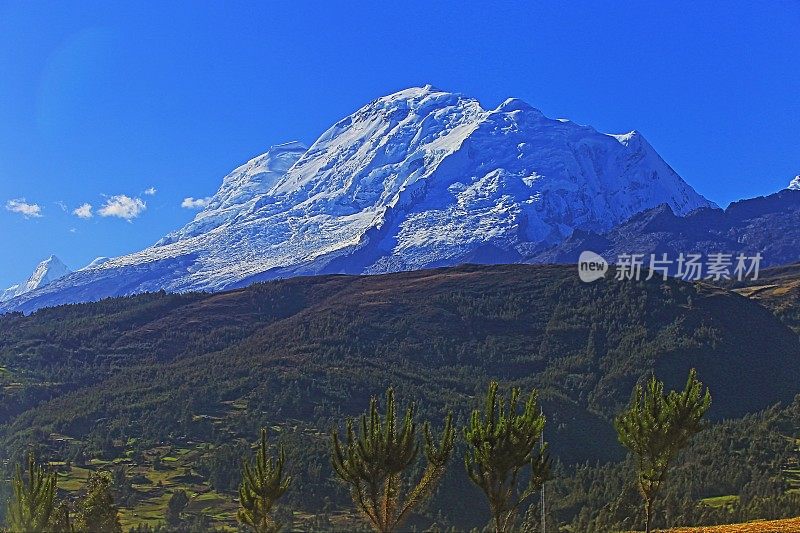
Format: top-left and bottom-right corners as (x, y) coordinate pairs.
(157, 141), (308, 246)
(23, 255), (70, 292)
(0, 285), (20, 302)
(83, 257), (111, 269)
(0, 255), (70, 302)
(1, 86), (715, 313)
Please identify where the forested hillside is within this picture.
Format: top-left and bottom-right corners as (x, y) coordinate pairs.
(1, 264), (799, 530)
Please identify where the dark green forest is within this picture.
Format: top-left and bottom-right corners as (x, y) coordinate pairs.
(1, 264), (800, 531)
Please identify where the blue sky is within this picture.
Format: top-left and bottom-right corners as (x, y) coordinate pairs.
(1, 1), (798, 288)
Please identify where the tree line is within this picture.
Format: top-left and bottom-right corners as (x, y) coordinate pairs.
(3, 371), (710, 533)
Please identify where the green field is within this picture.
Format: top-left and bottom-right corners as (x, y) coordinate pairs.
(700, 495), (740, 509)
(52, 443), (240, 531)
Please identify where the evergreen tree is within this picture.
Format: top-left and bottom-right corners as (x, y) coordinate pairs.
(238, 428), (291, 533)
(331, 387), (455, 533)
(75, 471), (122, 533)
(6, 453), (57, 533)
(614, 369), (711, 533)
(464, 381), (549, 533)
(51, 501), (74, 533)
(110, 465), (132, 501)
(165, 490), (189, 526)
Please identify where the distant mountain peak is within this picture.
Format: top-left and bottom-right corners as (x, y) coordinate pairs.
(23, 255), (70, 292)
(788, 175), (800, 190)
(1, 255), (70, 303)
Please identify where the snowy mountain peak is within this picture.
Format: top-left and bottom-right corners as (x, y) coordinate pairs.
(1, 86), (718, 313)
(24, 255), (70, 292)
(365, 86), (475, 119)
(788, 175), (800, 190)
(495, 97), (541, 115)
(377, 84), (444, 102)
(0, 285), (19, 303)
(0, 255), (70, 303)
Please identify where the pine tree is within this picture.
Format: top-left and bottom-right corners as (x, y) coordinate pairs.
(166, 490), (189, 526)
(51, 501), (74, 532)
(464, 381), (549, 533)
(614, 369), (711, 533)
(238, 428), (291, 533)
(75, 471), (122, 533)
(6, 453), (57, 533)
(331, 387), (455, 533)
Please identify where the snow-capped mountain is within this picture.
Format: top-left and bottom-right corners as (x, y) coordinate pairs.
(0, 255), (70, 303)
(2, 86), (715, 313)
(0, 285), (19, 302)
(788, 175), (800, 190)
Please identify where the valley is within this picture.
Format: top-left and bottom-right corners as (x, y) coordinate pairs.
(2, 264), (800, 531)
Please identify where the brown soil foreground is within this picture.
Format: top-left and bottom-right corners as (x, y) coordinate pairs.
(658, 516), (800, 532)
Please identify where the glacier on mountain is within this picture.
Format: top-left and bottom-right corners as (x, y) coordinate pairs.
(1, 86), (715, 313)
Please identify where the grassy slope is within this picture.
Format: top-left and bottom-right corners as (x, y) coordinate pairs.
(661, 516), (800, 532)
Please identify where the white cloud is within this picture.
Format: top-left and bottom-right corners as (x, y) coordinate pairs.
(144, 186), (157, 196)
(98, 195), (146, 220)
(56, 200), (68, 212)
(5, 198), (43, 218)
(69, 228), (77, 233)
(73, 203), (93, 219)
(181, 196), (212, 209)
